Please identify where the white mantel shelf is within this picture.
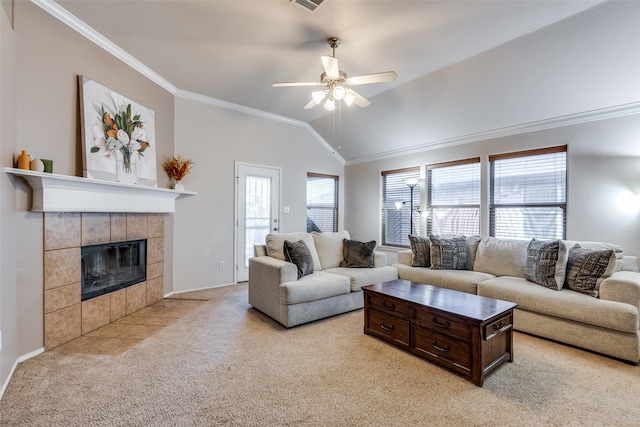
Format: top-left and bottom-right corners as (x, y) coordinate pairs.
(5, 168), (197, 213)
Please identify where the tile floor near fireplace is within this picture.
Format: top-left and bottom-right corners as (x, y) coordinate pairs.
(44, 212), (166, 350)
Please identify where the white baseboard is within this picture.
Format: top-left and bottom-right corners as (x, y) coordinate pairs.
(0, 347), (45, 401)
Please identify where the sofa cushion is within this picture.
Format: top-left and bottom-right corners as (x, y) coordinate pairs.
(408, 235), (430, 267)
(565, 247), (616, 297)
(477, 276), (638, 333)
(340, 239), (376, 268)
(266, 232), (321, 270)
(473, 237), (530, 278)
(395, 264), (495, 295)
(525, 239), (570, 291)
(325, 266), (399, 292)
(429, 235), (468, 270)
(283, 239), (315, 279)
(311, 230), (350, 270)
(279, 271), (351, 305)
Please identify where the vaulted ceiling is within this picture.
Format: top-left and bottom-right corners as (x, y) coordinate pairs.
(55, 0), (607, 162)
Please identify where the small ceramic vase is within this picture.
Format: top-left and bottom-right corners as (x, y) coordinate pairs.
(17, 150), (30, 170)
(31, 158), (45, 172)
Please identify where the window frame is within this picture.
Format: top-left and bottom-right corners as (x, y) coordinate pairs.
(306, 172), (339, 233)
(426, 157), (481, 236)
(380, 167), (421, 248)
(489, 145), (567, 240)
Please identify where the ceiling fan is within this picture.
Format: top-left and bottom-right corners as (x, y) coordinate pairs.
(272, 37), (397, 111)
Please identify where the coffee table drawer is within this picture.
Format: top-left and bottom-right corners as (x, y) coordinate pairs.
(484, 313), (513, 340)
(366, 293), (413, 320)
(366, 309), (410, 348)
(414, 325), (471, 369)
(414, 306), (471, 340)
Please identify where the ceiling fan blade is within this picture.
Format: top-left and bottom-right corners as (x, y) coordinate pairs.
(345, 88), (371, 108)
(272, 81), (324, 87)
(303, 99), (317, 110)
(347, 71), (397, 86)
(321, 55), (340, 78)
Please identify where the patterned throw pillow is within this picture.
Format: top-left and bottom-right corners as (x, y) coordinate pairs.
(408, 235), (430, 267)
(283, 239), (315, 279)
(565, 247), (615, 297)
(525, 239), (568, 290)
(339, 239), (376, 268)
(429, 235), (468, 270)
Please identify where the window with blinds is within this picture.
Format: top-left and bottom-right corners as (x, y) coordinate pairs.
(381, 167), (421, 247)
(306, 173), (338, 233)
(489, 146), (567, 240)
(427, 158), (480, 236)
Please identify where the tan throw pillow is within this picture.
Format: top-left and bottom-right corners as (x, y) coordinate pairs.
(340, 239), (376, 268)
(408, 234), (430, 267)
(283, 239), (314, 279)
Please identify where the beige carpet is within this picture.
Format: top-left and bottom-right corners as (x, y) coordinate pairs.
(1, 283), (639, 426)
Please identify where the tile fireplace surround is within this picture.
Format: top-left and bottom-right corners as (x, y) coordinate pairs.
(44, 212), (165, 350)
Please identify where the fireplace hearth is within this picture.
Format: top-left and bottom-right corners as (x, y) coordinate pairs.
(81, 239), (147, 301)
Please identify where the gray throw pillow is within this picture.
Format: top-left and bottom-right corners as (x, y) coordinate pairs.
(340, 239), (376, 268)
(429, 235), (468, 270)
(525, 239), (568, 290)
(283, 239), (314, 279)
(565, 247), (615, 297)
(408, 234), (430, 267)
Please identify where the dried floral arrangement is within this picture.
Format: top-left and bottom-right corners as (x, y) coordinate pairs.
(162, 155), (194, 181)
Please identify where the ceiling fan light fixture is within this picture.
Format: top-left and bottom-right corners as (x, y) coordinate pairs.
(324, 98), (336, 111)
(332, 85), (346, 100)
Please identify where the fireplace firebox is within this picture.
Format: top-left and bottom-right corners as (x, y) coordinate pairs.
(81, 239), (147, 301)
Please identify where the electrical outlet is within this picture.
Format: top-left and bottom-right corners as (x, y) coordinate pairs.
(219, 261), (225, 269)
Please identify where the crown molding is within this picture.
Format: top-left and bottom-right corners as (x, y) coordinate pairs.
(31, 0), (344, 165)
(176, 90), (346, 165)
(32, 0), (177, 93)
(346, 101), (640, 166)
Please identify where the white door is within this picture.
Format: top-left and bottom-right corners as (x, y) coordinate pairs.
(236, 163), (280, 282)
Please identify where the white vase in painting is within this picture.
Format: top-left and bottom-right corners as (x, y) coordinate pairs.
(116, 149), (137, 184)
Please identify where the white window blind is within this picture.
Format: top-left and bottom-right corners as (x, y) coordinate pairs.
(427, 158), (480, 236)
(490, 146), (567, 239)
(307, 173), (338, 233)
(381, 167), (421, 247)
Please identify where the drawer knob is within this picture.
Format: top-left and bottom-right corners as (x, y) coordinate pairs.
(493, 321), (505, 331)
(380, 322), (395, 331)
(433, 317), (451, 328)
(432, 340), (450, 352)
(382, 301), (396, 311)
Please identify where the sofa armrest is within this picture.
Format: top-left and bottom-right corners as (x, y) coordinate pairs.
(373, 251), (387, 268)
(397, 250), (413, 266)
(248, 256), (298, 321)
(599, 271), (640, 314)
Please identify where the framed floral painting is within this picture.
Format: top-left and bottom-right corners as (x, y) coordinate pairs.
(79, 76), (157, 187)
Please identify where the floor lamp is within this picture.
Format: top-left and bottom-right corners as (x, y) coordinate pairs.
(405, 178), (419, 235)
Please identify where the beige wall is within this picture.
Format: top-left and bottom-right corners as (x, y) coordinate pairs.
(0, 0), (17, 387)
(1, 1), (175, 385)
(173, 96), (345, 292)
(345, 113), (640, 264)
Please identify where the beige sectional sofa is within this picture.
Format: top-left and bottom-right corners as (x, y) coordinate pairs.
(249, 230), (398, 327)
(394, 236), (640, 363)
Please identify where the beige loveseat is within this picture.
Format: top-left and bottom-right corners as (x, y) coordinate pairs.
(394, 236), (640, 363)
(249, 231), (398, 327)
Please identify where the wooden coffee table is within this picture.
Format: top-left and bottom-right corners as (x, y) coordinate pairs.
(363, 279), (517, 386)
